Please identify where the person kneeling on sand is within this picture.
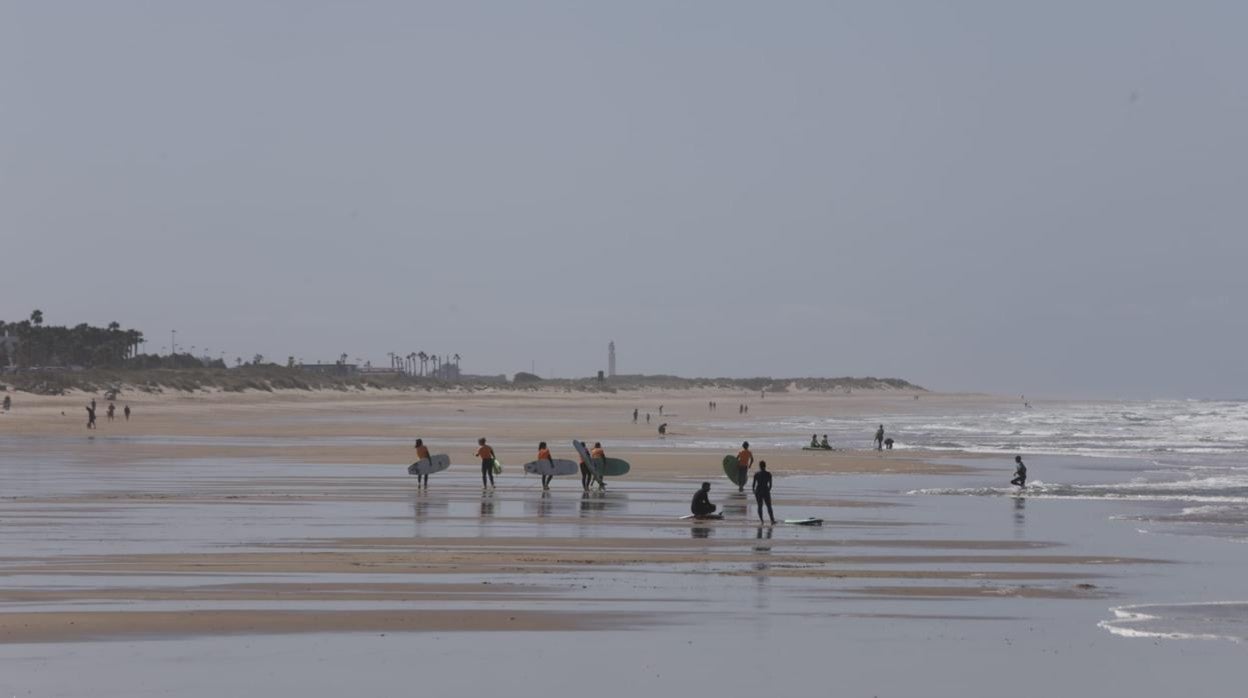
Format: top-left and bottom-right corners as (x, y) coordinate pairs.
(1011, 455), (1027, 488)
(691, 482), (717, 518)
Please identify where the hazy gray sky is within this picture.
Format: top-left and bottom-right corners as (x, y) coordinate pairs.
(3, 1), (1245, 398)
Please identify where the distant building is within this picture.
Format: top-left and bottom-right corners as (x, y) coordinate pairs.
(300, 362), (357, 376)
(608, 341), (616, 378)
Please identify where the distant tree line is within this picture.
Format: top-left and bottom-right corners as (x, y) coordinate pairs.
(1, 310), (144, 369)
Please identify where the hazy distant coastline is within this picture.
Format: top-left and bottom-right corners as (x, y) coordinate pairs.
(1, 366), (924, 397)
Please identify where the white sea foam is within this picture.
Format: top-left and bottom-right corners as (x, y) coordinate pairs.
(1100, 602), (1248, 643)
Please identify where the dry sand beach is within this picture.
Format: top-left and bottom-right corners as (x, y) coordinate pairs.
(2, 388), (1244, 696)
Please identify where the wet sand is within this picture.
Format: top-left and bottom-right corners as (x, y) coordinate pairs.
(1, 388), (1240, 696)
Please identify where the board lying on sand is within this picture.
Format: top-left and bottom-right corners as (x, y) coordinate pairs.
(680, 513), (724, 521)
(523, 458), (579, 476)
(572, 440), (631, 477)
(408, 454), (451, 476)
(801, 446), (835, 451)
(722, 455), (746, 486)
(784, 517), (823, 526)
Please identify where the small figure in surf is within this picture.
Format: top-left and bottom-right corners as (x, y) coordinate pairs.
(475, 437), (496, 489)
(124, 404), (131, 421)
(691, 482), (717, 518)
(874, 425), (885, 451)
(537, 441), (555, 490)
(413, 438), (433, 487)
(1011, 456), (1027, 488)
(633, 409), (638, 423)
(646, 413), (651, 424)
(658, 423), (667, 436)
(820, 435), (830, 449)
(106, 403), (115, 421)
(884, 437), (894, 450)
(2, 395), (11, 412)
(810, 434), (819, 448)
(658, 405), (664, 416)
(753, 461), (775, 525)
(85, 404), (97, 429)
(736, 441), (754, 493)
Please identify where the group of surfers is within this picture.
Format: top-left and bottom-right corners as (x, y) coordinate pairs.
(412, 437), (610, 492)
(694, 440), (775, 524)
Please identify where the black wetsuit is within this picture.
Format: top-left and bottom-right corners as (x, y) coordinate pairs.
(86, 406), (96, 429)
(580, 461), (592, 490)
(1011, 463), (1027, 487)
(691, 489), (716, 517)
(753, 470), (775, 524)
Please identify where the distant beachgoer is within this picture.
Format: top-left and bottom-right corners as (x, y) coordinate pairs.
(475, 437), (496, 489)
(124, 405), (131, 421)
(646, 413), (651, 424)
(874, 425), (885, 451)
(744, 405), (748, 414)
(537, 441), (555, 490)
(590, 442), (608, 490)
(736, 441), (754, 493)
(106, 403), (115, 421)
(820, 435), (830, 449)
(2, 395), (10, 411)
(578, 444), (592, 491)
(1011, 456), (1027, 488)
(659, 405), (664, 416)
(85, 404), (96, 430)
(413, 438), (432, 487)
(691, 482), (717, 518)
(884, 437), (894, 450)
(658, 422), (667, 436)
(753, 461), (775, 525)
(633, 409), (638, 423)
(810, 434), (819, 448)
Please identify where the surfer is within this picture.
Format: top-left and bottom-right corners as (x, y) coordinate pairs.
(579, 447), (592, 491)
(810, 434), (819, 448)
(124, 404), (131, 421)
(633, 409), (638, 423)
(874, 425), (885, 451)
(107, 403), (115, 421)
(590, 442), (607, 490)
(85, 403), (96, 430)
(690, 482), (717, 518)
(819, 435), (830, 449)
(3, 395), (11, 411)
(1011, 456), (1027, 488)
(413, 438), (432, 487)
(475, 438), (496, 489)
(752, 461), (775, 525)
(884, 437), (894, 450)
(537, 441), (555, 490)
(658, 422), (667, 436)
(736, 441), (754, 493)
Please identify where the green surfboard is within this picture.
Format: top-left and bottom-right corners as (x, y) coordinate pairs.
(723, 455), (745, 487)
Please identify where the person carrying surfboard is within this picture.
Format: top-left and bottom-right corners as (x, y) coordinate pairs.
(413, 438), (432, 488)
(589, 442), (608, 490)
(578, 445), (592, 491)
(475, 437), (496, 489)
(752, 461), (776, 525)
(537, 441), (555, 490)
(735, 442), (754, 493)
(691, 482), (717, 518)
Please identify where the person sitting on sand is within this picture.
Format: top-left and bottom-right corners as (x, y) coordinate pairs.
(810, 434), (819, 448)
(537, 441), (555, 491)
(413, 438), (432, 488)
(475, 437), (496, 490)
(1011, 456), (1027, 488)
(736, 441), (754, 493)
(820, 435), (830, 449)
(691, 482), (717, 518)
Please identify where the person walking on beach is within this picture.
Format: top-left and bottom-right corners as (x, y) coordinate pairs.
(659, 405), (664, 416)
(3, 395), (11, 412)
(874, 425), (885, 451)
(646, 413), (651, 424)
(475, 437), (496, 489)
(589, 441), (608, 490)
(691, 482), (717, 518)
(413, 438), (433, 488)
(753, 461), (775, 525)
(1010, 456), (1027, 488)
(124, 404), (131, 421)
(578, 444), (592, 491)
(633, 409), (638, 423)
(537, 441), (556, 490)
(85, 403), (96, 430)
(106, 403), (115, 421)
(736, 441), (754, 493)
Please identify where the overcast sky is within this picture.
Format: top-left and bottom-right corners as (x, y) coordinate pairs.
(3, 1), (1245, 398)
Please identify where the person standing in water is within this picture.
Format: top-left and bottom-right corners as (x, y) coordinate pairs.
(124, 404), (131, 421)
(107, 403), (115, 421)
(752, 461), (775, 525)
(475, 437), (496, 489)
(413, 438), (433, 488)
(85, 403), (97, 430)
(1011, 456), (1027, 488)
(537, 441), (555, 490)
(736, 441), (754, 493)
(874, 425), (885, 451)
(691, 482), (717, 518)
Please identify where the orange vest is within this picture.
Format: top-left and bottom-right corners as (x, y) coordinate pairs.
(590, 447), (605, 459)
(416, 445), (431, 460)
(537, 448), (552, 461)
(737, 449), (752, 466)
(476, 445), (494, 460)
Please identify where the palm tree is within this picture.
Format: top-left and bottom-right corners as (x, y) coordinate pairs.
(418, 351), (427, 376)
(387, 352), (395, 371)
(30, 309), (43, 327)
(453, 353), (461, 374)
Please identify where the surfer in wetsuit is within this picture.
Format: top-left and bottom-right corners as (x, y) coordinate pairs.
(537, 441), (555, 490)
(123, 404), (131, 421)
(413, 438), (432, 487)
(874, 425), (885, 450)
(736, 441), (754, 493)
(752, 461), (775, 524)
(590, 442), (607, 490)
(85, 403), (96, 430)
(820, 435), (830, 449)
(810, 434), (819, 448)
(1011, 455), (1027, 488)
(691, 482), (716, 518)
(578, 447), (592, 491)
(475, 437), (496, 489)
(658, 422), (667, 435)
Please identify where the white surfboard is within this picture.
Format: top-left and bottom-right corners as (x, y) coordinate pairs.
(408, 453), (451, 476)
(523, 458), (578, 477)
